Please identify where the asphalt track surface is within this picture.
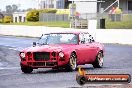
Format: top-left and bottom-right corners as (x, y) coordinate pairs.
(0, 35), (132, 88)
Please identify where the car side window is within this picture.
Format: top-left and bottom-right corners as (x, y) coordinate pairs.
(85, 33), (95, 43)
(79, 33), (85, 44)
(89, 34), (95, 43)
(79, 33), (95, 44)
(84, 33), (90, 44)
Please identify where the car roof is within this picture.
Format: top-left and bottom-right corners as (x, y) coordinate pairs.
(43, 31), (89, 35)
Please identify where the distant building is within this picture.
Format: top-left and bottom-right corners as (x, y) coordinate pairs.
(13, 12), (28, 23)
(70, 0), (97, 14)
(39, 0), (72, 9)
(97, 0), (132, 13)
(69, 0), (132, 14)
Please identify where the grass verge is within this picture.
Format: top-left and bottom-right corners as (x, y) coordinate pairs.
(105, 20), (132, 29)
(1, 21), (70, 28)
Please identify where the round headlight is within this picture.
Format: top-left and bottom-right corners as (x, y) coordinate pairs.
(20, 52), (25, 58)
(59, 52), (64, 57)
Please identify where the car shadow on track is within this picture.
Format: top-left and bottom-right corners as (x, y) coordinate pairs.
(36, 69), (70, 74)
(29, 66), (99, 74)
(21, 64), (109, 74)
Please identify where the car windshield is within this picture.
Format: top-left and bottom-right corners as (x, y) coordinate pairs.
(38, 33), (78, 45)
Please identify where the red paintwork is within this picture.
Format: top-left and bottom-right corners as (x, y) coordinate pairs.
(20, 32), (104, 68)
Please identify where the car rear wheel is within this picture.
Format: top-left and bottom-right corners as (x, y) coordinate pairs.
(21, 64), (33, 73)
(92, 51), (104, 68)
(66, 53), (77, 71)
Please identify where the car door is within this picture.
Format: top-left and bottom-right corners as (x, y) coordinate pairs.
(76, 33), (90, 64)
(84, 33), (97, 63)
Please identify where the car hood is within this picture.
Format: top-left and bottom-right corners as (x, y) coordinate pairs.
(22, 44), (77, 52)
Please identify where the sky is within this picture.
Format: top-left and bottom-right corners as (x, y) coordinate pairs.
(0, 0), (39, 11)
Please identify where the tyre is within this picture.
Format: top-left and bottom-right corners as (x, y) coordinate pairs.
(52, 67), (58, 70)
(66, 53), (77, 71)
(92, 51), (104, 68)
(21, 64), (33, 73)
(52, 67), (60, 70)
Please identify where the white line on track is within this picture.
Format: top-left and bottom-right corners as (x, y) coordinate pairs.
(2, 44), (23, 51)
(0, 67), (20, 70)
(8, 47), (21, 51)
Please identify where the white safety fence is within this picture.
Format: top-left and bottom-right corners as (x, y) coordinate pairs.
(0, 25), (87, 37)
(95, 29), (132, 44)
(0, 25), (132, 45)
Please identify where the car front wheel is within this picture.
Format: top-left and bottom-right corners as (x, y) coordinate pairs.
(92, 51), (104, 68)
(21, 64), (33, 73)
(66, 53), (77, 71)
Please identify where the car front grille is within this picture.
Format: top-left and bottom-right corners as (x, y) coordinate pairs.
(34, 52), (50, 61)
(32, 62), (57, 66)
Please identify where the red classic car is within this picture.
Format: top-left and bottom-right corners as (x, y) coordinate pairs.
(19, 32), (104, 73)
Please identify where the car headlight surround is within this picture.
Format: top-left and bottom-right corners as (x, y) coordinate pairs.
(20, 52), (25, 58)
(59, 52), (64, 57)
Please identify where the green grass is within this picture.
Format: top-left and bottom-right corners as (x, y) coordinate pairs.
(105, 20), (132, 29)
(1, 21), (70, 28)
(1, 19), (132, 29)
